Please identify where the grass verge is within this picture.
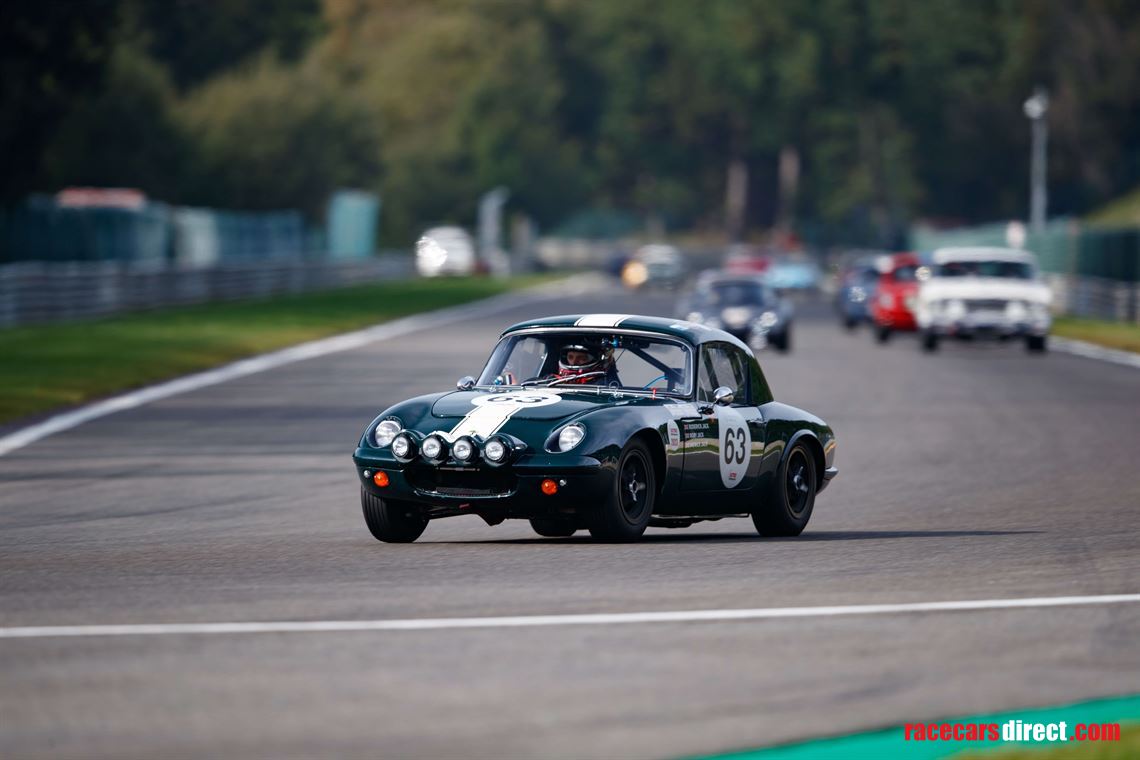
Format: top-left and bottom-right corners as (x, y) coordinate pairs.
(0, 274), (556, 425)
(1052, 316), (1140, 354)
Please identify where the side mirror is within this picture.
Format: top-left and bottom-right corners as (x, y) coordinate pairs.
(713, 386), (735, 406)
(456, 376), (476, 391)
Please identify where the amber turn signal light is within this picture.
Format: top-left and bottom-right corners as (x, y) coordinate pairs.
(540, 479), (558, 496)
(373, 471), (390, 488)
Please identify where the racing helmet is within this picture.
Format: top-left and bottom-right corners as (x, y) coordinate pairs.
(556, 342), (614, 382)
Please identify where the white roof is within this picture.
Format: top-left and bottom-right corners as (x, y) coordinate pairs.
(931, 246), (1037, 265)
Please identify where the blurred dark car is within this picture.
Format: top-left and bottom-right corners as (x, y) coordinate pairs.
(678, 272), (793, 352)
(834, 258), (880, 329)
(764, 257), (823, 294)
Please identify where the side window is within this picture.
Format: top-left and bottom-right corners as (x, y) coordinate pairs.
(701, 344), (747, 404)
(697, 347), (717, 402)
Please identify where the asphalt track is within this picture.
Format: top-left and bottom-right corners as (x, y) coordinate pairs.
(1, 277), (1138, 758)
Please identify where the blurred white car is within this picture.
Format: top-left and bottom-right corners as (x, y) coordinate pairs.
(416, 226), (476, 277)
(915, 247), (1052, 352)
(622, 244), (684, 289)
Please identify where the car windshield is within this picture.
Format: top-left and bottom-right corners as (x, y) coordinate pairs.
(936, 260), (1034, 279)
(705, 281), (769, 307)
(477, 331), (693, 396)
(893, 264), (919, 282)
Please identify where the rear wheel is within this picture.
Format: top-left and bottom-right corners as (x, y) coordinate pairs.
(530, 518), (577, 538)
(361, 486), (427, 543)
(752, 442), (816, 537)
(588, 440), (654, 542)
(773, 328), (792, 353)
(1026, 335), (1048, 353)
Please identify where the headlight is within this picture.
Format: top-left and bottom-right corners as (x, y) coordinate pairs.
(879, 293), (895, 308)
(849, 287), (866, 303)
(945, 299), (967, 319)
(756, 311), (779, 328)
(557, 424), (586, 452)
(373, 419), (401, 448)
(686, 311), (704, 323)
(483, 437), (509, 464)
(1005, 300), (1028, 321)
(452, 436), (477, 462)
(421, 434), (447, 462)
(391, 433), (416, 462)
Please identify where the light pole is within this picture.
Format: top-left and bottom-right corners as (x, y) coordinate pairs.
(1023, 87), (1049, 233)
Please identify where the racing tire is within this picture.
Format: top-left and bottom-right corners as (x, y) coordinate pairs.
(588, 440), (655, 542)
(876, 325), (892, 344)
(773, 328), (792, 353)
(921, 331), (940, 352)
(361, 486), (428, 543)
(530, 518), (577, 538)
(752, 441), (816, 537)
(1026, 335), (1048, 353)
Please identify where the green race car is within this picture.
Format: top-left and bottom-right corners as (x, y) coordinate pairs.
(353, 314), (837, 542)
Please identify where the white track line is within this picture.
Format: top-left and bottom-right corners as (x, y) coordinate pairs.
(1050, 336), (1140, 370)
(0, 275), (600, 457)
(2, 593), (1138, 639)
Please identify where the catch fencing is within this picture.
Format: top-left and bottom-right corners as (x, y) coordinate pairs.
(0, 255), (413, 328)
(911, 220), (1140, 323)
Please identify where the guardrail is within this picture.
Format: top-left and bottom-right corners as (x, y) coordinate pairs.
(1046, 273), (1140, 324)
(0, 255), (413, 328)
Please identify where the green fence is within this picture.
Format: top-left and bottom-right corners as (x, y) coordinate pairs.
(910, 219), (1139, 282)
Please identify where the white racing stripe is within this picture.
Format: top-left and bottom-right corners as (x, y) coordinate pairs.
(0, 276), (601, 457)
(2, 593), (1137, 639)
(574, 314), (630, 327)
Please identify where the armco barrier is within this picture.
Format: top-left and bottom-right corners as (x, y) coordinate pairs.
(0, 255), (412, 328)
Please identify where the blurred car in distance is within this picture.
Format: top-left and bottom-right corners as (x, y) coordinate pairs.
(679, 271), (793, 352)
(834, 256), (880, 330)
(622, 244), (684, 289)
(764, 257), (823, 293)
(416, 226), (477, 277)
(915, 247), (1052, 352)
(869, 253), (922, 343)
(723, 244), (772, 276)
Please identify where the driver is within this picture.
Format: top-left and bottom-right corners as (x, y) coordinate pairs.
(556, 342), (615, 384)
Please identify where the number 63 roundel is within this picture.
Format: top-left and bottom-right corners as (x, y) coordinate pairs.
(717, 406), (752, 488)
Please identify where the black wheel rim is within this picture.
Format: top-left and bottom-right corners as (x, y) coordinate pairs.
(619, 452), (649, 520)
(785, 449), (811, 516)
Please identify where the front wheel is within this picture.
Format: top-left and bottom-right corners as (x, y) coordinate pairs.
(1026, 335), (1048, 353)
(530, 518), (577, 538)
(752, 441), (816, 537)
(921, 331), (940, 352)
(876, 324), (892, 343)
(361, 487), (427, 543)
(588, 440), (655, 542)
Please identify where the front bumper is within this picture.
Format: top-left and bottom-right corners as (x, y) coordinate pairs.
(353, 448), (610, 520)
(924, 315), (1050, 338)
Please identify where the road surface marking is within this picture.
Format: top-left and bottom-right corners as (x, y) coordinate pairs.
(1050, 336), (1140, 370)
(2, 593), (1137, 639)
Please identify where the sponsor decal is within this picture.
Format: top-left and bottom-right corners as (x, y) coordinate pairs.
(447, 390), (560, 439)
(666, 419), (681, 449)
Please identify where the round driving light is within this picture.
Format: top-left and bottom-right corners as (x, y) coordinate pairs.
(421, 435), (445, 461)
(540, 479), (558, 496)
(483, 438), (508, 463)
(392, 434), (413, 460)
(557, 424), (585, 452)
(453, 437), (476, 462)
(373, 471), (389, 487)
(373, 419), (401, 448)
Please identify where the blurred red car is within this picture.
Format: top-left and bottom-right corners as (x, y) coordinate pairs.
(870, 253), (922, 343)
